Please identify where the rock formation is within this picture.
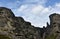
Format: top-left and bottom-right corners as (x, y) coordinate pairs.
(0, 7), (41, 39)
(45, 13), (60, 39)
(0, 7), (60, 39)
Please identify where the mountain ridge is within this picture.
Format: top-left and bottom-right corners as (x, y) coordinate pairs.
(0, 7), (59, 39)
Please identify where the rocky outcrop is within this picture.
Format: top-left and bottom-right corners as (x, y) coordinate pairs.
(44, 13), (60, 39)
(0, 7), (60, 39)
(0, 7), (42, 39)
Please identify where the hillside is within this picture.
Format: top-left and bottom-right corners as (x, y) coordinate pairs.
(0, 7), (59, 39)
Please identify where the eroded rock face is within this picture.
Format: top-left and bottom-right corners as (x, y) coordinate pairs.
(0, 7), (42, 39)
(45, 13), (60, 39)
(0, 7), (15, 30)
(0, 7), (60, 39)
(13, 17), (41, 39)
(0, 7), (17, 39)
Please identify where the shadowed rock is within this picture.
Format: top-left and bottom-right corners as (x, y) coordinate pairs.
(0, 7), (41, 39)
(0, 7), (60, 39)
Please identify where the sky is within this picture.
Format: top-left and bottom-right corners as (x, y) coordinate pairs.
(0, 0), (60, 28)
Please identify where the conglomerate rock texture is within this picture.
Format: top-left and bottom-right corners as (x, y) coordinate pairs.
(0, 7), (60, 39)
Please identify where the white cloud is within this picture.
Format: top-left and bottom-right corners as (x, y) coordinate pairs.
(50, 3), (60, 14)
(56, 3), (60, 7)
(0, 0), (53, 28)
(15, 4), (50, 28)
(14, 0), (60, 28)
(31, 5), (44, 14)
(21, 0), (47, 4)
(17, 5), (28, 12)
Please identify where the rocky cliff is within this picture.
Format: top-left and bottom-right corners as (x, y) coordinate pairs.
(45, 13), (60, 39)
(0, 7), (41, 39)
(0, 7), (60, 39)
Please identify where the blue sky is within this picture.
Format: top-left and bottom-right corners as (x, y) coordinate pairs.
(0, 0), (60, 28)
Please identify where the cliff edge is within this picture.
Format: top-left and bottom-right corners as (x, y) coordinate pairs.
(0, 7), (60, 39)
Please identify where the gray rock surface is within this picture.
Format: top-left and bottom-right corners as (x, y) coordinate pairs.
(0, 7), (60, 39)
(0, 7), (41, 39)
